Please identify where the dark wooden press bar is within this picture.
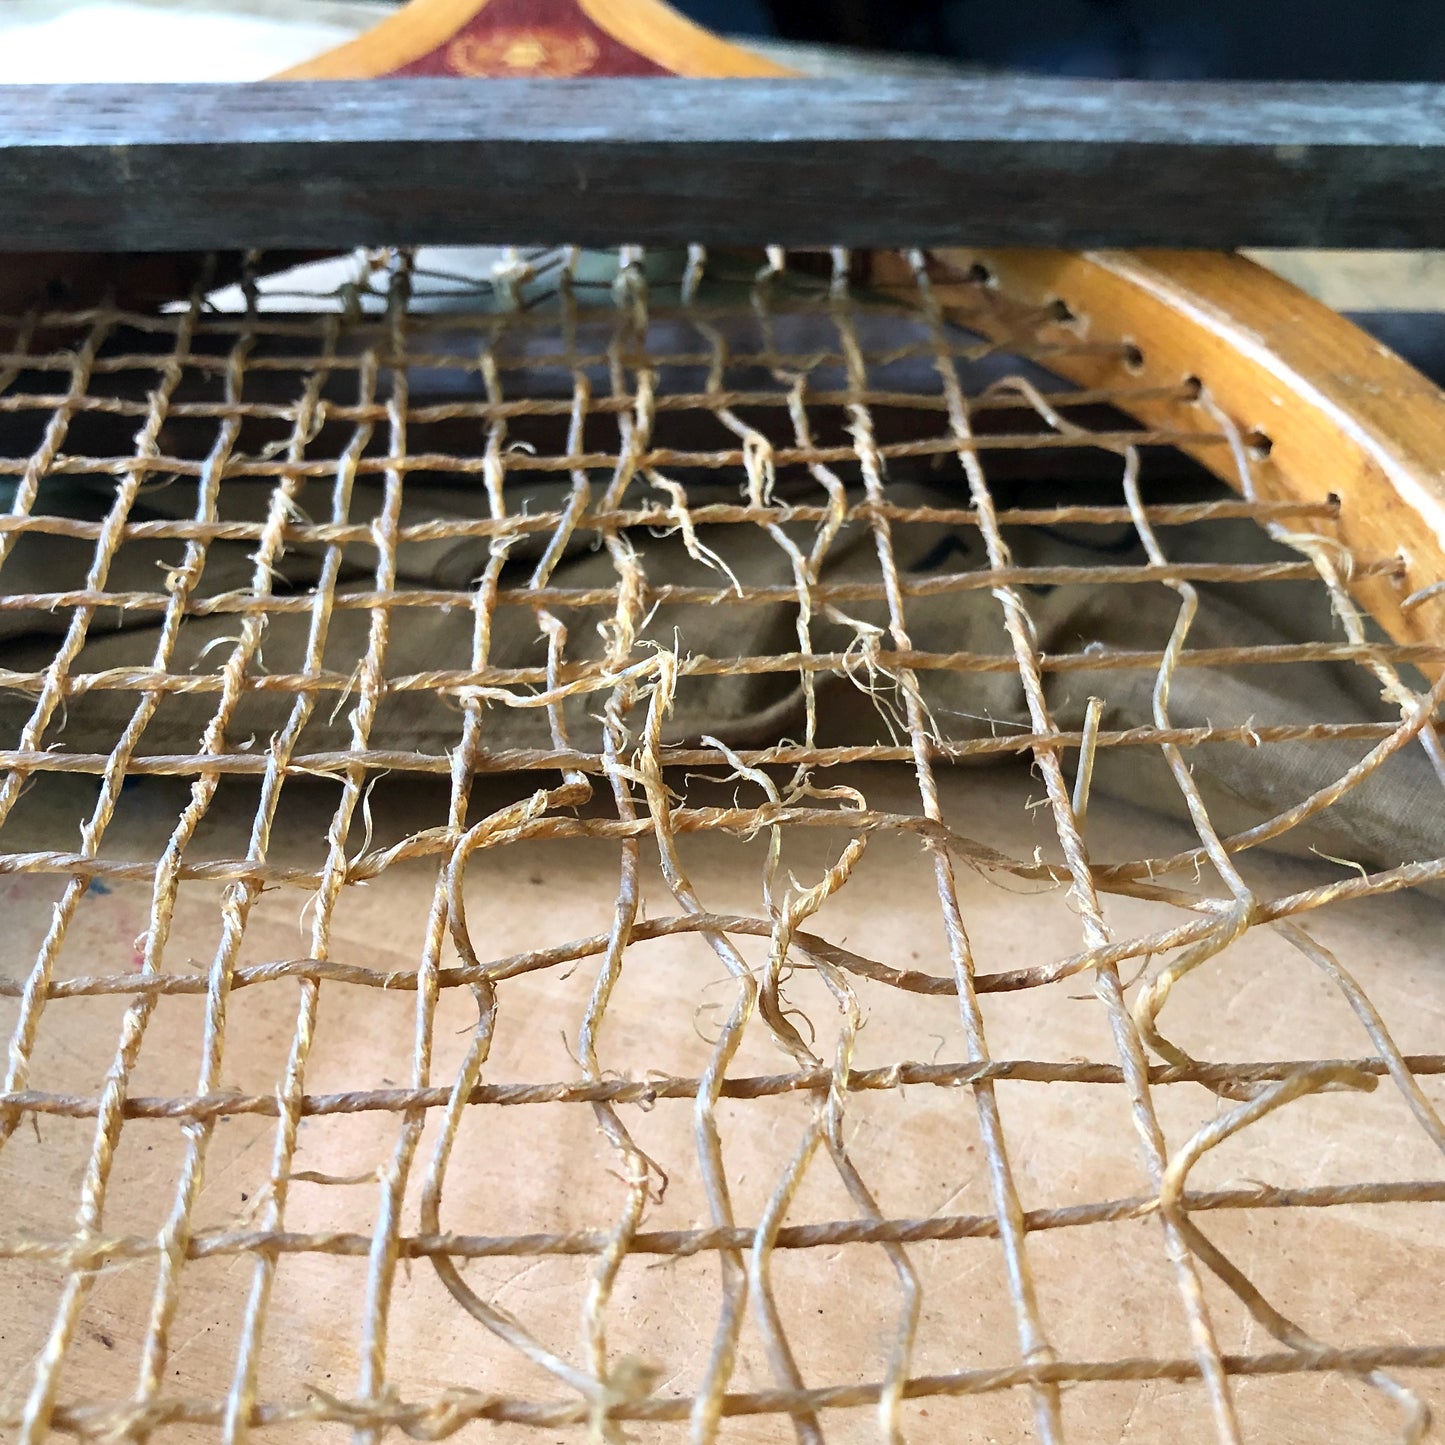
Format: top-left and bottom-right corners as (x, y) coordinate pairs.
(0, 77), (1443, 252)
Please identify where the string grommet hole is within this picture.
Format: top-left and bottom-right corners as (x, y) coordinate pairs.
(1245, 428), (1274, 460)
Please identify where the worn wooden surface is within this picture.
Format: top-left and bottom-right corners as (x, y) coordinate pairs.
(2, 78), (1445, 251)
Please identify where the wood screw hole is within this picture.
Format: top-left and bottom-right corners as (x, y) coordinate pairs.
(1245, 428), (1274, 461)
(1122, 343), (1145, 371)
(965, 262), (994, 287)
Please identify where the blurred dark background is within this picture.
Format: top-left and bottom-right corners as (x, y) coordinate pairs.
(674, 0), (1445, 80)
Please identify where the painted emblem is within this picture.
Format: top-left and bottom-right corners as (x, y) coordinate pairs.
(445, 27), (601, 77)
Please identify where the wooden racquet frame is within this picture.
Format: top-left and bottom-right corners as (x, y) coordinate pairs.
(278, 0), (791, 78)
(1, 0), (1441, 666)
(281, 0), (1445, 663)
(866, 248), (1445, 667)
(2, 9), (1444, 1441)
(138, 0), (1445, 669)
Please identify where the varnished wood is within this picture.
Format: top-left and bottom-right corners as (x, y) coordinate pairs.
(276, 0), (511, 78)
(868, 248), (1445, 667)
(574, 0), (790, 76)
(278, 0), (789, 78)
(2, 79), (1444, 252)
(1, 2), (1443, 650)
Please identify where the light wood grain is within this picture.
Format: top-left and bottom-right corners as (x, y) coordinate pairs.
(277, 0), (788, 79)
(575, 0), (789, 77)
(275, 0), (502, 77)
(868, 248), (1445, 668)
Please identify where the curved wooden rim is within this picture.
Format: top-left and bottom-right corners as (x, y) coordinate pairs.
(577, 0), (790, 76)
(278, 0), (790, 79)
(868, 247), (1445, 666)
(277, 0), (482, 77)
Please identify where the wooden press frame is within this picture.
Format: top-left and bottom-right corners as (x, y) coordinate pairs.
(0, 74), (1443, 661)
